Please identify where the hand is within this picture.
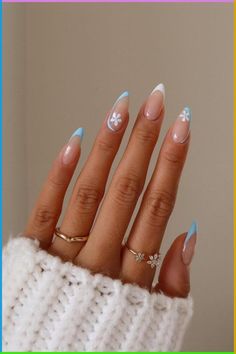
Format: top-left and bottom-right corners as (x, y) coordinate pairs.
(24, 84), (197, 297)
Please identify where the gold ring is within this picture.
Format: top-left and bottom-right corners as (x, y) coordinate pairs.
(54, 227), (89, 243)
(125, 244), (161, 269)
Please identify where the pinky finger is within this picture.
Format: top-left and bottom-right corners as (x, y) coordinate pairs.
(24, 128), (84, 248)
(155, 221), (197, 298)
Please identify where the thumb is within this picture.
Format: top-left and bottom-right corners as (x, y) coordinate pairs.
(155, 221), (197, 298)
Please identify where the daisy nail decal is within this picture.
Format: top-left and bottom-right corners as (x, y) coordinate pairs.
(172, 106), (192, 144)
(107, 91), (129, 132)
(108, 112), (122, 129)
(179, 107), (191, 122)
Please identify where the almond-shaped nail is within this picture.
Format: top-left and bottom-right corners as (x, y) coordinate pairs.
(144, 83), (165, 121)
(172, 106), (191, 143)
(182, 221), (197, 265)
(62, 127), (84, 165)
(107, 91), (129, 132)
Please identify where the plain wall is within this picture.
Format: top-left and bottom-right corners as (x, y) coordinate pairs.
(3, 5), (27, 243)
(3, 4), (233, 351)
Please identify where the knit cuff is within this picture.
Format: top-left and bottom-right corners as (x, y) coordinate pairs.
(3, 237), (193, 352)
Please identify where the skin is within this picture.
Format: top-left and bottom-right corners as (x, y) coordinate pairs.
(24, 90), (191, 298)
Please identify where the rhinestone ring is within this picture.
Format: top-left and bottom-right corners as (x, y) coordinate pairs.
(125, 244), (161, 269)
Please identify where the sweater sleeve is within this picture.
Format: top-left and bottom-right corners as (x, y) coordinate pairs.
(3, 237), (193, 352)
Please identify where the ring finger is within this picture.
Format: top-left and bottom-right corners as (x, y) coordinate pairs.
(121, 107), (191, 289)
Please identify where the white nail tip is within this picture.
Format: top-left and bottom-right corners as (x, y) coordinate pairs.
(151, 83), (165, 99)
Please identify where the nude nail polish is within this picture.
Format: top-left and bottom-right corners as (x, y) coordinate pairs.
(107, 91), (129, 132)
(172, 107), (191, 143)
(144, 83), (165, 121)
(182, 221), (197, 265)
(62, 127), (84, 165)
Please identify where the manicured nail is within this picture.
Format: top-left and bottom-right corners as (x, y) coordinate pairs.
(70, 127), (84, 142)
(172, 106), (191, 143)
(182, 221), (197, 265)
(62, 127), (84, 165)
(107, 91), (129, 132)
(144, 83), (165, 121)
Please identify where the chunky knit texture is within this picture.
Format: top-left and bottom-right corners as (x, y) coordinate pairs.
(3, 237), (193, 352)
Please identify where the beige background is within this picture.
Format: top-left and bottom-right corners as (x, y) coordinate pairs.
(3, 4), (233, 351)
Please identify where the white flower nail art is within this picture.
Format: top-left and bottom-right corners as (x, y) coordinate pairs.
(147, 253), (161, 268)
(110, 112), (122, 126)
(107, 91), (129, 132)
(179, 108), (191, 122)
(107, 111), (123, 131)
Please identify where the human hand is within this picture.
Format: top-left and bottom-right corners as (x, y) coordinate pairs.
(24, 84), (197, 297)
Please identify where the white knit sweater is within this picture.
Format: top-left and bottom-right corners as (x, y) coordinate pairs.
(3, 237), (193, 352)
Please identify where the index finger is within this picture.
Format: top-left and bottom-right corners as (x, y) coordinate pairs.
(24, 128), (83, 248)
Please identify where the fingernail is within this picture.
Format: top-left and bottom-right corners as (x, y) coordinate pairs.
(107, 91), (129, 132)
(62, 127), (84, 165)
(144, 83), (165, 121)
(182, 221), (197, 265)
(172, 106), (191, 143)
(70, 127), (84, 142)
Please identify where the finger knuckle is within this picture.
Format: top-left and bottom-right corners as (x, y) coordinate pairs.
(163, 150), (183, 166)
(135, 127), (157, 144)
(48, 175), (66, 188)
(96, 138), (115, 155)
(146, 190), (175, 226)
(113, 175), (142, 205)
(75, 184), (103, 212)
(34, 207), (58, 228)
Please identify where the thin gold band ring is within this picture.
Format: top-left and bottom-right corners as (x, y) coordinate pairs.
(54, 227), (89, 243)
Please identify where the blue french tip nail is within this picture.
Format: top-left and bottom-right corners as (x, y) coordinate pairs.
(183, 106), (192, 121)
(184, 221), (198, 247)
(116, 91), (129, 103)
(71, 127), (84, 141)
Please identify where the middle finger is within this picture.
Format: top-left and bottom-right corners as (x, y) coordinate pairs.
(76, 83), (165, 274)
